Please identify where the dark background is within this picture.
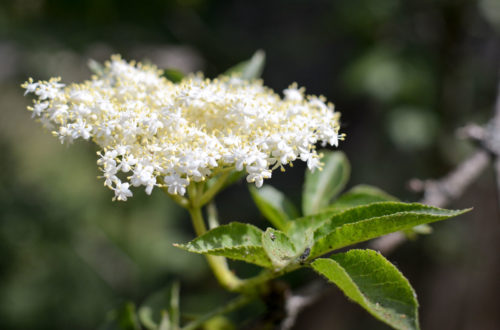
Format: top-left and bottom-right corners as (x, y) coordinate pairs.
(1, 0), (499, 329)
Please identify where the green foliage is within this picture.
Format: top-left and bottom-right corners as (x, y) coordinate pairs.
(199, 316), (235, 330)
(163, 69), (185, 83)
(261, 228), (298, 269)
(174, 148), (469, 329)
(117, 302), (141, 330)
(309, 202), (469, 259)
(328, 184), (398, 212)
(118, 282), (182, 330)
(249, 185), (299, 231)
(224, 50), (266, 80)
(302, 151), (350, 215)
(169, 281), (180, 330)
(312, 250), (419, 330)
(138, 306), (158, 330)
(287, 210), (337, 245)
(177, 203), (467, 272)
(175, 223), (272, 268)
(158, 312), (172, 330)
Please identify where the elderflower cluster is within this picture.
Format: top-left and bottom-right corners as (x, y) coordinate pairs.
(22, 55), (341, 201)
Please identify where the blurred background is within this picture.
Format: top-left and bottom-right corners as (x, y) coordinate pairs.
(1, 0), (499, 329)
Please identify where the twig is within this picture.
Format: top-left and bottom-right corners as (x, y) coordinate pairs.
(371, 74), (500, 254)
(280, 281), (330, 330)
(414, 150), (491, 208)
(491, 79), (500, 208)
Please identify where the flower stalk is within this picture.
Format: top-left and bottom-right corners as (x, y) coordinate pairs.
(186, 206), (245, 291)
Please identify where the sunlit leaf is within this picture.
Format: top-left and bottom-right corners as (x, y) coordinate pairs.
(309, 202), (470, 259)
(287, 210), (338, 243)
(261, 228), (297, 269)
(174, 223), (272, 267)
(312, 250), (419, 330)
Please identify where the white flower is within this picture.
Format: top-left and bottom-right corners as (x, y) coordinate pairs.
(283, 83), (304, 102)
(22, 55), (342, 200)
(164, 173), (189, 196)
(35, 79), (65, 100)
(130, 163), (157, 195)
(31, 101), (49, 117)
(113, 181), (133, 201)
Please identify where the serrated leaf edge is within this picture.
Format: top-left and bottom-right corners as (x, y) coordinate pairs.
(311, 250), (420, 330)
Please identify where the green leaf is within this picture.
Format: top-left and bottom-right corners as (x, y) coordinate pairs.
(303, 151), (350, 215)
(174, 223), (272, 268)
(158, 310), (171, 330)
(138, 306), (158, 330)
(312, 250), (419, 330)
(287, 210), (338, 242)
(163, 68), (185, 83)
(88, 58), (104, 75)
(331, 186), (434, 238)
(224, 50), (266, 80)
(249, 185), (299, 231)
(201, 316), (235, 330)
(329, 184), (398, 211)
(117, 302), (141, 330)
(261, 228), (298, 269)
(169, 281), (180, 330)
(286, 212), (338, 261)
(310, 202), (470, 259)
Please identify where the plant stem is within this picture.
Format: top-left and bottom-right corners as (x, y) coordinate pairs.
(167, 191), (190, 208)
(170, 177), (292, 293)
(187, 206), (245, 292)
(181, 294), (255, 330)
(197, 169), (233, 207)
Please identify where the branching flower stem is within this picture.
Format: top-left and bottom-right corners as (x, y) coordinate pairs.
(167, 173), (299, 297)
(197, 168), (234, 207)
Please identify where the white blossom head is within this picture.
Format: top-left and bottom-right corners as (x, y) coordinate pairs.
(22, 55), (342, 200)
